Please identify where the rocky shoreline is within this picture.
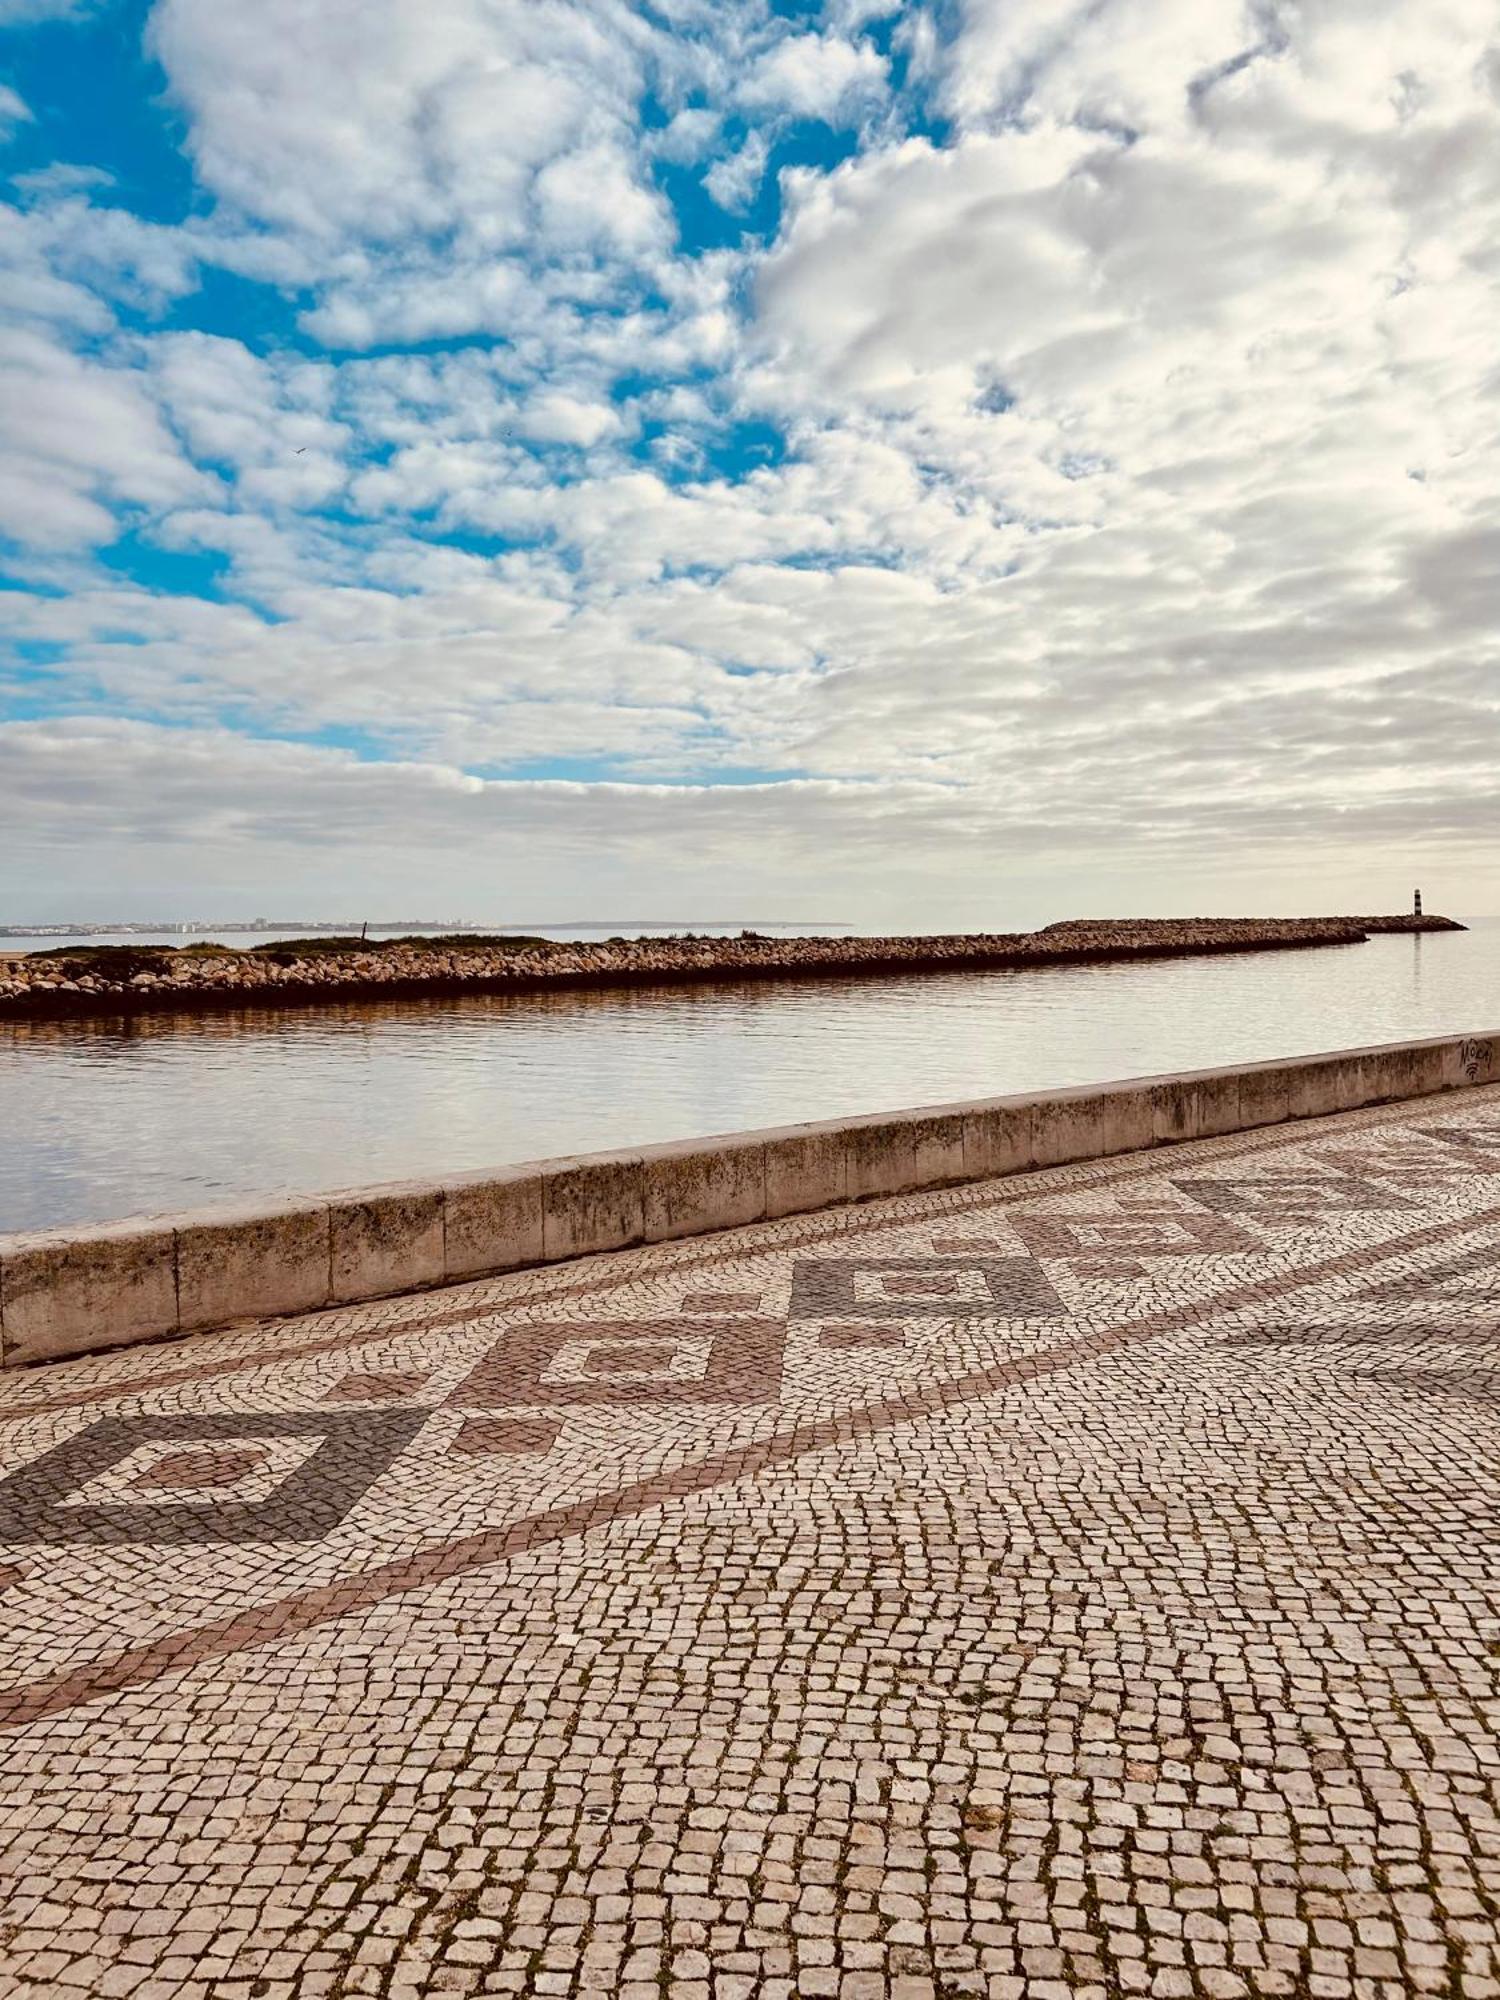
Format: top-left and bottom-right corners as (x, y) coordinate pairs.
(0, 913), (1462, 1022)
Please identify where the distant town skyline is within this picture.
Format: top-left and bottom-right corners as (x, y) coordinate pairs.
(0, 916), (851, 937)
(3, 0), (1498, 925)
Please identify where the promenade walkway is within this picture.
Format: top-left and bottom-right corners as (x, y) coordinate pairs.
(3, 1089), (1500, 1999)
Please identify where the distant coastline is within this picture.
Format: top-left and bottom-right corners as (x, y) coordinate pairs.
(0, 917), (848, 941)
(0, 913), (1464, 1023)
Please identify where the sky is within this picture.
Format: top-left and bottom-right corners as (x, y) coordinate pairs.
(1, 0), (1497, 929)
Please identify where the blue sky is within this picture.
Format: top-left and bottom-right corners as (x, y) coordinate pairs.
(2, 0), (1498, 923)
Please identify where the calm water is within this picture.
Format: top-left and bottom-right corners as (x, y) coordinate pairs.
(3, 926), (1497, 1232)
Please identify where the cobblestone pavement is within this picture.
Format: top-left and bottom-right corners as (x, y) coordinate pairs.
(4, 1090), (1500, 2000)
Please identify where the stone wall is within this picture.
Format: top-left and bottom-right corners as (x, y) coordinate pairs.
(1, 1029), (1492, 1368)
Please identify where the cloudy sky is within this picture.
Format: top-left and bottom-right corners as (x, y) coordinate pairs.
(1, 0), (1497, 928)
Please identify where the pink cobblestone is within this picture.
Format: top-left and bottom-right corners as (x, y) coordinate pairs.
(2, 1089), (1500, 1996)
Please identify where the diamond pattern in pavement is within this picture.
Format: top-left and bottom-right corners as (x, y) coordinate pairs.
(2, 1088), (1500, 1998)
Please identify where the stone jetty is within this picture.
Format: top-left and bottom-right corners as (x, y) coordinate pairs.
(0, 912), (1462, 1021)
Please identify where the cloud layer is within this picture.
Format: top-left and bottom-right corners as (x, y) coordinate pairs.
(2, 0), (1498, 921)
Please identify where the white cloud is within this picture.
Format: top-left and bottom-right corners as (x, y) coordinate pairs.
(0, 716), (964, 893)
(740, 0), (1500, 838)
(4, 193), (199, 315)
(650, 106), (721, 166)
(8, 0), (1500, 919)
(5, 711), (1496, 933)
(10, 161), (115, 196)
(705, 130), (768, 213)
(740, 31), (889, 122)
(148, 332), (348, 508)
(0, 326), (213, 548)
(518, 393), (623, 448)
(0, 82), (31, 136)
(297, 263), (525, 352)
(532, 139), (671, 256)
(940, 0), (1262, 135)
(146, 0), (658, 248)
(0, 0), (100, 24)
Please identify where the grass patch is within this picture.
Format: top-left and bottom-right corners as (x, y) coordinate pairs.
(25, 933), (562, 976)
(246, 932), (557, 963)
(26, 944), (182, 978)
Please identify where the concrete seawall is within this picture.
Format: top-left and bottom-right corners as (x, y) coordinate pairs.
(2, 1029), (1494, 1369)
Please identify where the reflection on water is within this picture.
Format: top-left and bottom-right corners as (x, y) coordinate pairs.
(4, 926), (1498, 1231)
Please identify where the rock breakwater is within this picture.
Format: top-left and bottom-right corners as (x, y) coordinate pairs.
(0, 913), (1464, 1022)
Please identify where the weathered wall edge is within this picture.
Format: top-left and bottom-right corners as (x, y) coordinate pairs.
(3, 1030), (1495, 1369)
